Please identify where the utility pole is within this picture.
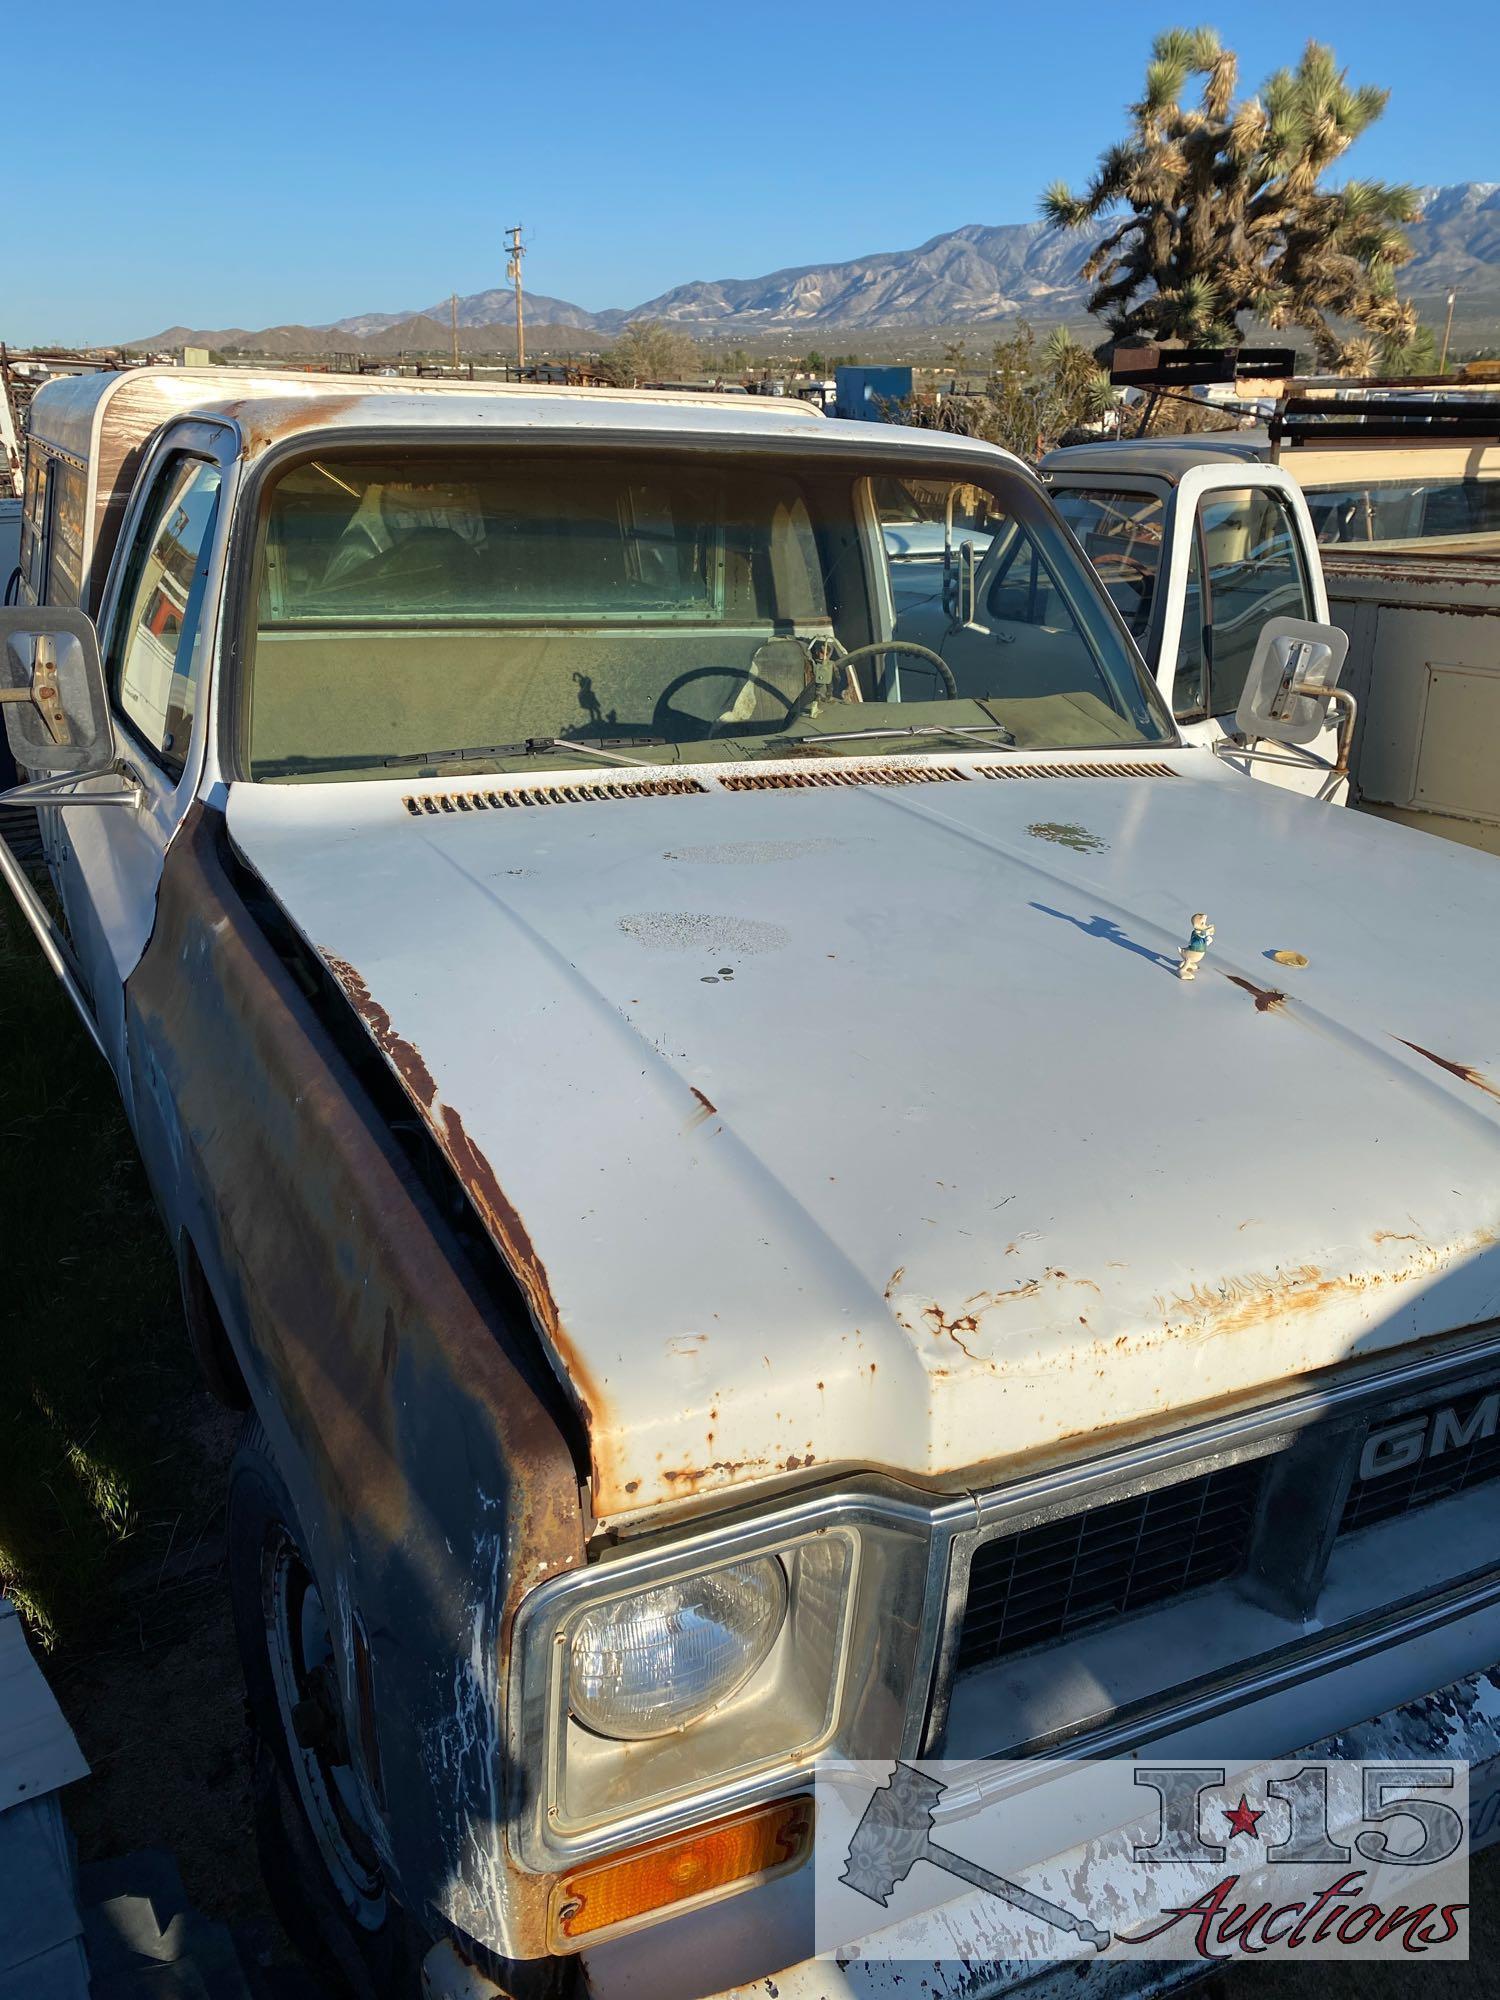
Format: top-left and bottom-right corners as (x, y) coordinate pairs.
(506, 223), (526, 377)
(1439, 289), (1458, 375)
(450, 292), (460, 371)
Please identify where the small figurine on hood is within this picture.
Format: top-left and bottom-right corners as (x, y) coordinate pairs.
(1178, 913), (1214, 981)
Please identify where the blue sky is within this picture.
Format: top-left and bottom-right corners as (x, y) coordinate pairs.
(7, 0), (1494, 345)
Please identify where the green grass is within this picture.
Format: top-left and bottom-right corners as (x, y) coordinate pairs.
(0, 867), (192, 1650)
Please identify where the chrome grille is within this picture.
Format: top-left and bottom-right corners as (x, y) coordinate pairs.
(1341, 1384), (1500, 1534)
(955, 1460), (1263, 1673)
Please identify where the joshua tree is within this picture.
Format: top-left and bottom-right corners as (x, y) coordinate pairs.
(984, 325), (1114, 456)
(900, 322), (1114, 458)
(1042, 29), (1421, 370)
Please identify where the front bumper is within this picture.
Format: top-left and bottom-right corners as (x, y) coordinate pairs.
(577, 1659), (1500, 2000)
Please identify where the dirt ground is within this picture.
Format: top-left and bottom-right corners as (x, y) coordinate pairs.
(47, 1394), (315, 1990)
(52, 1398), (259, 1921)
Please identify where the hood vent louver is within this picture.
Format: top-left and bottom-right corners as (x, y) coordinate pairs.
(972, 759), (1176, 781)
(403, 776), (710, 815)
(719, 763), (968, 792)
(401, 757), (1178, 816)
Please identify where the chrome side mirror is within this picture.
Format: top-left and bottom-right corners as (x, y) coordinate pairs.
(0, 608), (140, 805)
(0, 608), (117, 776)
(941, 543), (960, 624)
(942, 542), (978, 631)
(1234, 617), (1350, 746)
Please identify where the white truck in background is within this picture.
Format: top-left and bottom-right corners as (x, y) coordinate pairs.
(883, 446), (1351, 802)
(1040, 387), (1500, 849)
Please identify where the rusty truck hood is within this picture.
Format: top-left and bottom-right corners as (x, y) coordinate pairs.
(226, 755), (1500, 1523)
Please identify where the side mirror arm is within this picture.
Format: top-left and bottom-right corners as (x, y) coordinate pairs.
(1, 767), (143, 809)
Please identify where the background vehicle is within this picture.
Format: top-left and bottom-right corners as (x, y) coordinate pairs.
(3, 368), (1499, 2000)
(889, 449), (1348, 800)
(1043, 387), (1500, 848)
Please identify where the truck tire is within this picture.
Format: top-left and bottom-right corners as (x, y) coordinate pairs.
(228, 1416), (419, 1998)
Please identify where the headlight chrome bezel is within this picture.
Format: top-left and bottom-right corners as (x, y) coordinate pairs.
(508, 1484), (940, 1868)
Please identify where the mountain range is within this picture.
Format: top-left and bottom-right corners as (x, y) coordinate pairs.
(132, 181), (1500, 355)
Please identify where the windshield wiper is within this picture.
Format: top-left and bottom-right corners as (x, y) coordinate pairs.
(766, 721), (1019, 756)
(382, 735), (670, 772)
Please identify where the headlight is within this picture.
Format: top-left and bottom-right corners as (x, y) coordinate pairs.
(513, 1500), (937, 1867)
(569, 1557), (787, 1740)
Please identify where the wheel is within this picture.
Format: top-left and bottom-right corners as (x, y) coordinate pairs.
(652, 665), (797, 741)
(228, 1417), (417, 1998)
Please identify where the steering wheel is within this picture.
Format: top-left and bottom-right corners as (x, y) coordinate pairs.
(653, 641), (961, 743)
(793, 639), (959, 710)
(1090, 550), (1156, 585)
(652, 667), (798, 741)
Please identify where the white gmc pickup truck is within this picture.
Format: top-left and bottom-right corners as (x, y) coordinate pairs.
(3, 367), (1500, 2000)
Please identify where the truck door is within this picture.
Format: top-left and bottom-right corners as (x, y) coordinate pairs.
(51, 422), (234, 1088)
(1160, 466), (1341, 799)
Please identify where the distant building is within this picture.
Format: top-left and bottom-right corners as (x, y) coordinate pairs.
(834, 366), (913, 422)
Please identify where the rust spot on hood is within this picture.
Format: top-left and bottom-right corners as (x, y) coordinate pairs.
(1224, 974), (1287, 1012)
(922, 1303), (983, 1360)
(661, 1460), (752, 1485)
(653, 1443), (822, 1496)
(1163, 1264), (1345, 1337)
(324, 953), (442, 1108)
(686, 1086), (720, 1132)
(1395, 1038), (1500, 1105)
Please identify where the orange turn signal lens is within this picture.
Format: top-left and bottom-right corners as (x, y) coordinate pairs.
(550, 1796), (814, 1948)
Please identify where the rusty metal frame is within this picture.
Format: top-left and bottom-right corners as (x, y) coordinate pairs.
(1213, 686), (1358, 800)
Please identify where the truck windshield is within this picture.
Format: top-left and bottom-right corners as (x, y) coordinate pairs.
(244, 448), (1173, 781)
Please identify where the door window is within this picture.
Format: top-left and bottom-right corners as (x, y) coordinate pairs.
(43, 460), (87, 607)
(106, 456), (222, 774)
(1197, 487), (1314, 717)
(18, 452), (49, 602)
(1049, 487), (1165, 645)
